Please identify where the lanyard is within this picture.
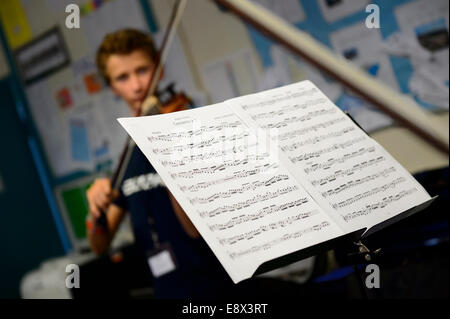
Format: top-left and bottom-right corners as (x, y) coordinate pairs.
(147, 214), (161, 249)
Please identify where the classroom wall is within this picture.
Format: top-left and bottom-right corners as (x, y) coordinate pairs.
(155, 0), (263, 83)
(0, 78), (65, 298)
(0, 3), (66, 298)
(0, 0), (98, 298)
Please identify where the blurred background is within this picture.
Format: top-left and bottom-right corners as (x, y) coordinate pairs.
(0, 0), (448, 299)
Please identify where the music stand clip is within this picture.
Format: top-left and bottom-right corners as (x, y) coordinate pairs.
(348, 240), (382, 264)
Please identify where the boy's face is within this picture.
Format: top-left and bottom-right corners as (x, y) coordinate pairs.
(106, 49), (154, 115)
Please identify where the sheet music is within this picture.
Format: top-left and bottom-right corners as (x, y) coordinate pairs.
(228, 81), (432, 234)
(118, 103), (343, 283)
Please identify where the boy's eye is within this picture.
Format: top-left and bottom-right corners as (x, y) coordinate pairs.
(116, 74), (128, 82)
(137, 67), (150, 74)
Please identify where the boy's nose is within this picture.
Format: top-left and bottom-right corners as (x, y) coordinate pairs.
(130, 74), (143, 92)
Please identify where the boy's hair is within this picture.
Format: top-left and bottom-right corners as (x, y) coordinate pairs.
(96, 29), (156, 85)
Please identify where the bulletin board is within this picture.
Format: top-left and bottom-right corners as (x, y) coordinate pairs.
(246, 0), (449, 133)
(0, 0), (156, 251)
(16, 0), (204, 181)
(0, 0), (210, 251)
(20, 0), (150, 180)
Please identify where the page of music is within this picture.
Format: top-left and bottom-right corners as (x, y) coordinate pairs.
(118, 81), (431, 283)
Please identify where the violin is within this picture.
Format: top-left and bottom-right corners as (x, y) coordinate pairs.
(157, 83), (192, 114)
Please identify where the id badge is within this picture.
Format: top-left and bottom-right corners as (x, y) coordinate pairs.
(146, 242), (177, 278)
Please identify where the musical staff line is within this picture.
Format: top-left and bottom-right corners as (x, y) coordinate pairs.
(228, 221), (331, 259)
(207, 198), (311, 230)
(304, 146), (376, 174)
(178, 163), (280, 192)
(189, 175), (290, 205)
(250, 98), (327, 120)
(147, 121), (243, 141)
(342, 188), (418, 222)
(241, 88), (318, 111)
(218, 210), (320, 245)
(261, 108), (337, 129)
(160, 142), (259, 167)
(289, 136), (367, 163)
(170, 154), (271, 179)
(310, 156), (386, 186)
(321, 167), (397, 198)
(198, 185), (299, 218)
(332, 177), (407, 210)
(152, 131), (251, 155)
(280, 126), (357, 151)
(278, 117), (347, 141)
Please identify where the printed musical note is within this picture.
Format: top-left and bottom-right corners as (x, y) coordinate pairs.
(228, 221), (331, 259)
(303, 147), (376, 174)
(331, 177), (407, 210)
(207, 198), (311, 230)
(289, 137), (367, 163)
(260, 108), (337, 129)
(197, 186), (299, 218)
(160, 142), (259, 167)
(240, 88), (318, 111)
(280, 127), (358, 151)
(321, 167), (397, 198)
(147, 121), (243, 142)
(309, 157), (386, 186)
(170, 154), (271, 179)
(341, 188), (418, 222)
(152, 131), (251, 155)
(178, 163), (280, 192)
(218, 210), (321, 245)
(189, 175), (290, 204)
(278, 117), (347, 141)
(250, 98), (327, 120)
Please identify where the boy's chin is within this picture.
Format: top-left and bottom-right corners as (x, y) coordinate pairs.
(127, 104), (140, 115)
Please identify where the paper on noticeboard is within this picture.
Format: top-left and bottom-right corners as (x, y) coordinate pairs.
(201, 50), (259, 104)
(317, 0), (369, 23)
(393, 0), (449, 110)
(0, 0), (32, 49)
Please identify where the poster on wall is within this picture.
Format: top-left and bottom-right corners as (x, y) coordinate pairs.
(14, 27), (70, 85)
(330, 23), (399, 91)
(201, 50), (259, 104)
(0, 0), (32, 49)
(330, 23), (397, 132)
(394, 0), (449, 110)
(317, 0), (369, 23)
